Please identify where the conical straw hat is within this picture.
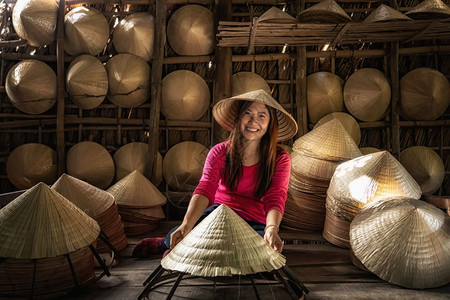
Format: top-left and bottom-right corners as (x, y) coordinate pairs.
(64, 6), (109, 56)
(113, 12), (155, 62)
(297, 0), (353, 23)
(258, 6), (297, 23)
(162, 204), (286, 276)
(167, 5), (214, 56)
(306, 72), (344, 124)
(161, 70), (210, 121)
(107, 170), (166, 208)
(314, 112), (360, 145)
(163, 141), (209, 192)
(363, 4), (412, 23)
(359, 147), (380, 155)
(213, 89), (298, 142)
(119, 206), (165, 221)
(290, 150), (341, 180)
(6, 59), (56, 114)
(0, 183), (100, 259)
(405, 0), (450, 20)
(106, 53), (150, 108)
(400, 67), (450, 121)
(12, 0), (58, 47)
(6, 143), (57, 190)
(52, 173), (115, 219)
(66, 141), (115, 189)
(66, 55), (108, 110)
(344, 68), (391, 122)
(400, 146), (445, 195)
(350, 198), (450, 289)
(232, 72), (271, 97)
(293, 118), (362, 161)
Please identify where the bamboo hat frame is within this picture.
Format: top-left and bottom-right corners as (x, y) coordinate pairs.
(297, 0), (353, 23)
(363, 4), (412, 23)
(314, 112), (361, 146)
(405, 0), (450, 20)
(232, 72), (271, 97)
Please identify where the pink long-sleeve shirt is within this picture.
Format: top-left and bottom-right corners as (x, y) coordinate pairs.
(193, 141), (291, 224)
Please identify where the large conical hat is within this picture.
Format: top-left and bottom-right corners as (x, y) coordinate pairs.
(106, 53), (150, 108)
(314, 112), (360, 146)
(167, 5), (214, 56)
(161, 204), (286, 276)
(6, 143), (57, 190)
(290, 150), (341, 180)
(161, 70), (210, 121)
(113, 12), (155, 62)
(6, 59), (57, 114)
(232, 72), (271, 97)
(405, 0), (450, 20)
(297, 0), (353, 23)
(0, 183), (100, 259)
(119, 206), (165, 222)
(52, 173), (115, 219)
(12, 0), (58, 47)
(258, 6), (297, 23)
(107, 170), (166, 208)
(293, 118), (362, 161)
(363, 4), (412, 23)
(350, 198), (450, 289)
(400, 146), (445, 195)
(400, 67), (450, 121)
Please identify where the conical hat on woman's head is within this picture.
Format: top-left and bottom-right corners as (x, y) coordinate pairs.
(314, 112), (360, 146)
(232, 72), (271, 96)
(363, 4), (412, 23)
(405, 0), (450, 20)
(297, 0), (353, 23)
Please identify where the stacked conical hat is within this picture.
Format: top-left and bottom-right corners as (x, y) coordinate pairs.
(350, 198), (450, 289)
(363, 4), (412, 23)
(258, 6), (297, 23)
(297, 0), (352, 23)
(232, 72), (271, 96)
(12, 0), (58, 47)
(66, 55), (108, 110)
(314, 112), (360, 145)
(52, 174), (127, 253)
(162, 204), (286, 276)
(106, 53), (150, 108)
(405, 0), (450, 20)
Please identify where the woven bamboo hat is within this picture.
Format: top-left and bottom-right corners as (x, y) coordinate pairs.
(290, 150), (342, 180)
(405, 0), (450, 20)
(350, 198), (450, 289)
(400, 67), (450, 121)
(119, 206), (165, 221)
(0, 183), (100, 259)
(363, 4), (412, 23)
(163, 141), (209, 192)
(306, 72), (344, 124)
(314, 112), (360, 146)
(6, 59), (57, 114)
(6, 143), (57, 190)
(107, 170), (166, 208)
(344, 68), (391, 122)
(12, 0), (58, 47)
(66, 55), (108, 110)
(167, 5), (215, 56)
(213, 89), (298, 142)
(297, 0), (353, 23)
(400, 146), (445, 195)
(113, 12), (155, 62)
(64, 6), (109, 56)
(359, 147), (381, 155)
(106, 53), (150, 108)
(258, 6), (297, 23)
(161, 70), (210, 121)
(162, 204), (286, 276)
(232, 72), (271, 97)
(66, 141), (115, 189)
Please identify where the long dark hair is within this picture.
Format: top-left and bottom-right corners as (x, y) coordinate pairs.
(225, 100), (279, 198)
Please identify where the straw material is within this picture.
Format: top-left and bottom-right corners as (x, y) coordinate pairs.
(405, 0), (450, 20)
(106, 53), (150, 108)
(113, 12), (155, 62)
(0, 183), (100, 259)
(363, 4), (412, 23)
(290, 150), (341, 181)
(64, 6), (109, 56)
(322, 208), (350, 248)
(163, 141), (209, 192)
(400, 146), (445, 195)
(350, 198), (450, 289)
(213, 89), (298, 142)
(107, 170), (166, 208)
(65, 54), (108, 110)
(6, 143), (57, 190)
(6, 59), (56, 114)
(297, 0), (353, 23)
(232, 72), (271, 97)
(306, 72), (344, 124)
(12, 0), (58, 47)
(161, 204), (286, 276)
(359, 147), (381, 155)
(167, 5), (215, 56)
(119, 206), (165, 223)
(66, 141), (115, 189)
(314, 112), (361, 146)
(161, 70), (210, 121)
(343, 68), (391, 122)
(258, 6), (297, 24)
(400, 67), (450, 121)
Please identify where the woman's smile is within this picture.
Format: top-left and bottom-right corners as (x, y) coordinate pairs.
(240, 102), (270, 142)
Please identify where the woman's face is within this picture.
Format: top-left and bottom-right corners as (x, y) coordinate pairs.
(239, 102), (270, 143)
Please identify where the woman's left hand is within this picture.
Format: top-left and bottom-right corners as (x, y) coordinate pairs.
(264, 226), (284, 253)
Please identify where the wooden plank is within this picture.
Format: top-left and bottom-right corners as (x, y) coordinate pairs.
(390, 41), (400, 158)
(56, 0), (66, 176)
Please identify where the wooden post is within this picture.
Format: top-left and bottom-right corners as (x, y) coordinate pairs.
(295, 46), (308, 137)
(56, 0), (66, 176)
(390, 41), (400, 159)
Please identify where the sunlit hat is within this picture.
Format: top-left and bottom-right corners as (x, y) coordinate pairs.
(258, 6), (297, 23)
(405, 0), (450, 20)
(213, 89), (298, 141)
(297, 0), (353, 23)
(314, 112), (360, 146)
(363, 4), (412, 23)
(232, 72), (271, 97)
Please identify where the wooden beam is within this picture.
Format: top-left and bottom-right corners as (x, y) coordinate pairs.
(390, 41), (400, 159)
(295, 46), (308, 137)
(56, 0), (66, 176)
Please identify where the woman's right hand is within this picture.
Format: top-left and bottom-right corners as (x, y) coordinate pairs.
(170, 224), (191, 249)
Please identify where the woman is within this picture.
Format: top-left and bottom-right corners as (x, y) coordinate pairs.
(133, 89), (298, 257)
